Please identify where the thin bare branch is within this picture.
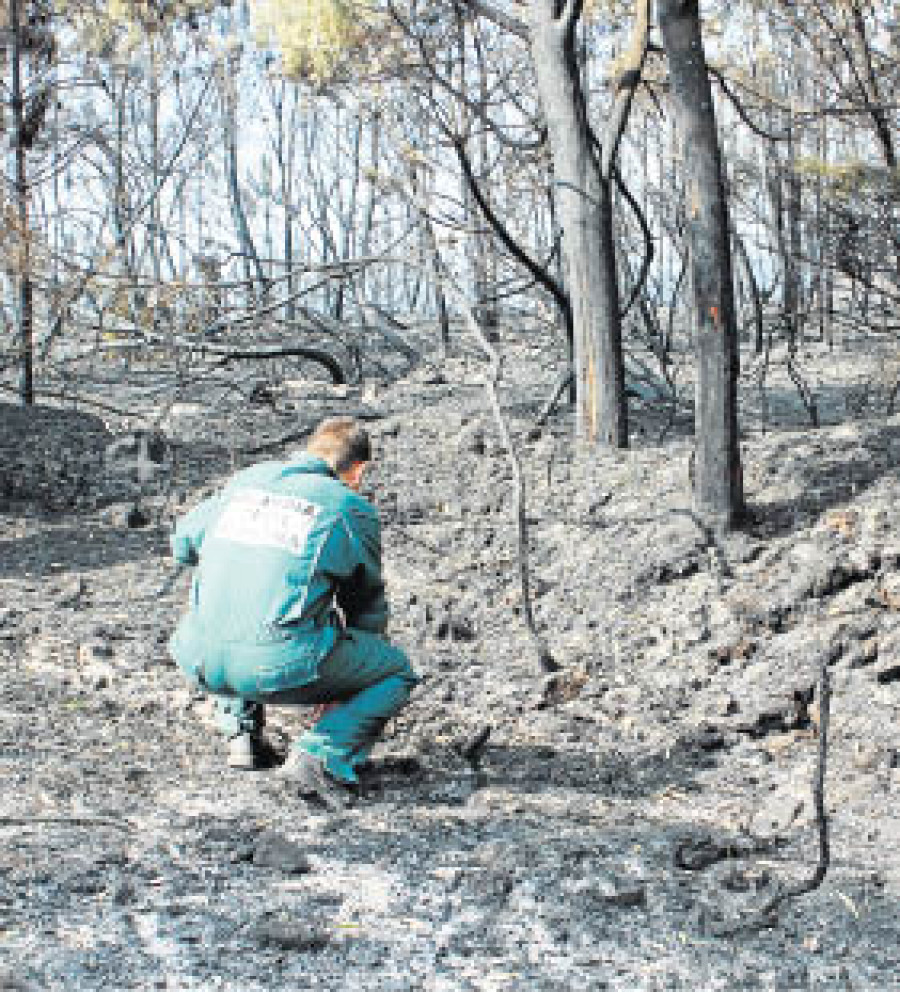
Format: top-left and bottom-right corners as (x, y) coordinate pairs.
(599, 0), (651, 179)
(460, 0), (529, 39)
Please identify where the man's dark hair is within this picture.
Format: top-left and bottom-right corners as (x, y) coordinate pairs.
(306, 417), (372, 474)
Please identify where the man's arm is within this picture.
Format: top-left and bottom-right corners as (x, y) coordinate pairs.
(333, 505), (389, 635)
(349, 577), (389, 634)
(171, 490), (223, 566)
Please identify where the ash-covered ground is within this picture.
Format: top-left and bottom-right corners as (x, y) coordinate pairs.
(1, 331), (899, 991)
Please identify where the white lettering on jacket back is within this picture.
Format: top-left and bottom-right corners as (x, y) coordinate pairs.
(213, 489), (322, 555)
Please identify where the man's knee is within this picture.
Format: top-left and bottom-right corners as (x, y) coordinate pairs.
(345, 629), (417, 677)
(383, 643), (419, 691)
(399, 658), (420, 688)
(383, 649), (419, 711)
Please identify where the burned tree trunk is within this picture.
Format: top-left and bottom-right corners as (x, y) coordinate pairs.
(659, 0), (743, 528)
(219, 53), (268, 301)
(10, 0), (34, 404)
(528, 0), (627, 448)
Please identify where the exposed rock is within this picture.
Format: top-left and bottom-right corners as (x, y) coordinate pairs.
(875, 663), (900, 685)
(602, 883), (647, 909)
(683, 723), (728, 752)
(846, 636), (879, 669)
(0, 969), (37, 992)
(633, 516), (708, 586)
(110, 880), (138, 906)
(81, 663), (114, 690)
(876, 572), (900, 611)
(53, 577), (86, 608)
(247, 917), (330, 952)
(454, 725), (491, 766)
(78, 639), (114, 665)
(752, 788), (809, 835)
(124, 505), (152, 529)
(432, 609), (476, 642)
(247, 831), (312, 875)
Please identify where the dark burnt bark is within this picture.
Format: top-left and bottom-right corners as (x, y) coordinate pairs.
(11, 0), (34, 404)
(659, 0), (743, 528)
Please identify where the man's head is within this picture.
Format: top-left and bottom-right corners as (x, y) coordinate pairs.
(306, 417), (372, 491)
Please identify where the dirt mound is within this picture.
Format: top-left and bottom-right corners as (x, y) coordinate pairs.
(0, 403), (111, 510)
(0, 404), (181, 514)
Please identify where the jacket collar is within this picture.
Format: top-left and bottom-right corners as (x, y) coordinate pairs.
(286, 452), (338, 479)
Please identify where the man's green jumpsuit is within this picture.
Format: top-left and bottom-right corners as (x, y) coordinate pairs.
(169, 453), (418, 784)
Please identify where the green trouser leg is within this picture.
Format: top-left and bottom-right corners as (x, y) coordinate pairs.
(214, 697), (265, 739)
(290, 629), (419, 784)
(172, 643), (266, 740)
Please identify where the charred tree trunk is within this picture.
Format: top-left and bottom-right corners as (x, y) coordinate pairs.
(272, 84), (297, 323)
(10, 0), (33, 404)
(473, 27), (498, 334)
(528, 0), (627, 447)
(784, 93), (802, 348)
(659, 0), (743, 528)
(220, 56), (268, 301)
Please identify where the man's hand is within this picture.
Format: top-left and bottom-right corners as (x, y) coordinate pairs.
(333, 601), (347, 632)
(156, 564), (188, 597)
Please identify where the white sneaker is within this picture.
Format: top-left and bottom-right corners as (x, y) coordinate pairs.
(227, 732), (260, 770)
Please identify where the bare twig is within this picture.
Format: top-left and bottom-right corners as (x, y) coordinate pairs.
(715, 661), (832, 935)
(598, 0), (651, 180)
(452, 134), (572, 344)
(756, 330), (773, 435)
(530, 369), (575, 437)
(210, 344), (345, 384)
(0, 381), (142, 418)
(786, 352), (820, 428)
(459, 0), (529, 40)
(886, 377), (900, 417)
(375, 121), (559, 674)
(732, 230), (765, 355)
(614, 167), (654, 320)
(438, 256), (559, 674)
(0, 816), (129, 829)
(707, 65), (791, 142)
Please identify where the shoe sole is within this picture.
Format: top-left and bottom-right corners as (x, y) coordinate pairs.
(279, 756), (352, 810)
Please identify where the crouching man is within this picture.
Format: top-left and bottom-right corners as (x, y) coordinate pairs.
(169, 417), (418, 808)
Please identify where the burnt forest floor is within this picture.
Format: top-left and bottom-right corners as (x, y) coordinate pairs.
(1, 326), (899, 991)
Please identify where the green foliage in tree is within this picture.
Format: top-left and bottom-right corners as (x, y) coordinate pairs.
(793, 156), (897, 195)
(251, 0), (367, 80)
